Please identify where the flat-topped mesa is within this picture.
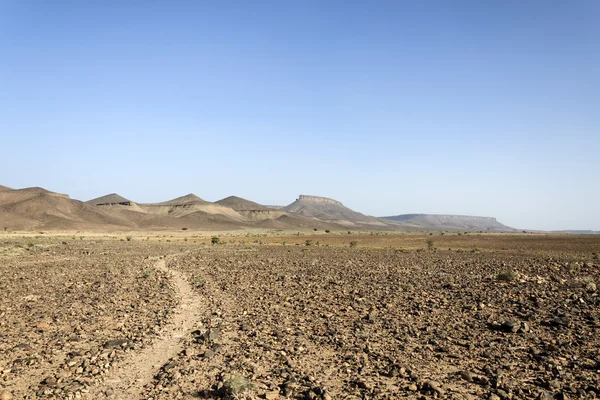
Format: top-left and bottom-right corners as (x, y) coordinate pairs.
(298, 195), (343, 206)
(406, 214), (498, 222)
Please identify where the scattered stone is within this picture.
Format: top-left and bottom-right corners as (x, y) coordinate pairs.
(500, 321), (520, 333)
(424, 380), (445, 396)
(265, 390), (279, 399)
(35, 322), (51, 332)
(549, 316), (570, 327)
(0, 390), (12, 400)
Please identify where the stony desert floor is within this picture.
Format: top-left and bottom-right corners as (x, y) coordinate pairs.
(0, 232), (599, 399)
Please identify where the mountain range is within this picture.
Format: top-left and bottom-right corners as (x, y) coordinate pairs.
(0, 184), (518, 232)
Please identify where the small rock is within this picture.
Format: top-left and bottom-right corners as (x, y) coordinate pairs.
(0, 390), (12, 400)
(548, 380), (561, 390)
(424, 380), (445, 396)
(204, 328), (220, 342)
(104, 339), (128, 348)
(36, 322), (51, 332)
(265, 390), (279, 399)
(549, 316), (570, 327)
(500, 321), (520, 333)
(459, 370), (477, 382)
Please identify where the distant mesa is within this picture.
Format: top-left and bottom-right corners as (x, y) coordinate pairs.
(380, 214), (515, 232)
(87, 193), (133, 206)
(215, 196), (267, 211)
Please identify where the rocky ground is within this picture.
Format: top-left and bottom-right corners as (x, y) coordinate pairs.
(0, 234), (599, 399)
(0, 239), (187, 399)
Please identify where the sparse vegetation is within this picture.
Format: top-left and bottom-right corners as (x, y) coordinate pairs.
(349, 240), (358, 248)
(222, 375), (255, 399)
(305, 240), (313, 246)
(211, 236), (220, 245)
(426, 239), (435, 250)
(497, 270), (518, 282)
(126, 236), (132, 241)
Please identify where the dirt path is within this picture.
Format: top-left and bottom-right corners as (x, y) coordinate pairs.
(87, 256), (203, 399)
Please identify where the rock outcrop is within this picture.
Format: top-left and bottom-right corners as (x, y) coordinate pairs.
(297, 195), (343, 206)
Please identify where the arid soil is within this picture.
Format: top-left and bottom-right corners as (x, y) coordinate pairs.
(0, 233), (599, 399)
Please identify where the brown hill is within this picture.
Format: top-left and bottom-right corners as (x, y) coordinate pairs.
(140, 194), (243, 220)
(215, 196), (267, 211)
(87, 193), (133, 205)
(0, 188), (134, 230)
(152, 194), (208, 206)
(0, 185), (12, 191)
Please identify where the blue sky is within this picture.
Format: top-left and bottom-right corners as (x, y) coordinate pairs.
(1, 1), (598, 230)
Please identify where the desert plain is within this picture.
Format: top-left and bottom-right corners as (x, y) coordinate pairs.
(0, 231), (599, 400)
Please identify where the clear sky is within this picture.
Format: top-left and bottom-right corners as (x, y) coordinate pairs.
(1, 1), (598, 231)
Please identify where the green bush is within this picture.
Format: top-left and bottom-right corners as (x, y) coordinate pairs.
(497, 270), (517, 282)
(222, 375), (255, 399)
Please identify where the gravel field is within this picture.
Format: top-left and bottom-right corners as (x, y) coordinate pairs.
(0, 234), (599, 399)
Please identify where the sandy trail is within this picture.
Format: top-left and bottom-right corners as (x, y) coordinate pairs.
(87, 256), (203, 399)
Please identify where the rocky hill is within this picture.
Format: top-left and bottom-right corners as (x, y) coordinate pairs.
(86, 193), (133, 206)
(215, 196), (267, 211)
(0, 187), (134, 230)
(152, 194), (208, 206)
(283, 195), (386, 227)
